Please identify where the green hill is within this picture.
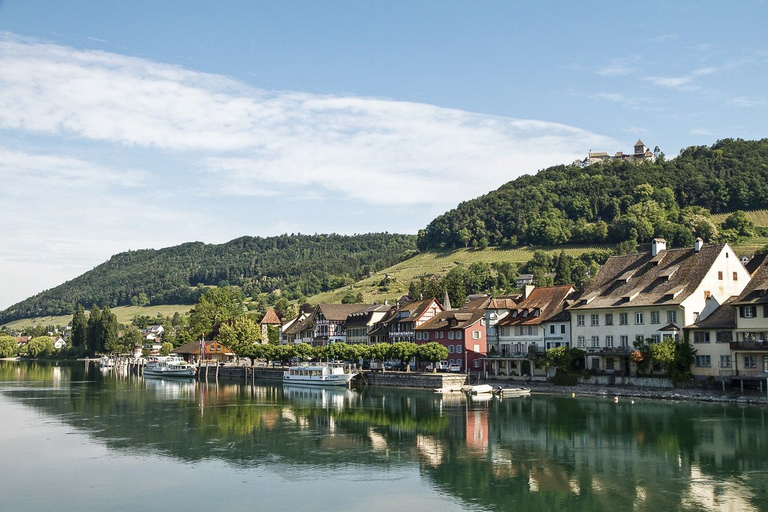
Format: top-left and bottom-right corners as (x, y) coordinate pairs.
(0, 233), (416, 324)
(419, 138), (768, 250)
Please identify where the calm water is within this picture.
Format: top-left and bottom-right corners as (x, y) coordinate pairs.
(1, 361), (767, 512)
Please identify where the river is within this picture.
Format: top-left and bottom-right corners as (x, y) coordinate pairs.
(0, 361), (766, 512)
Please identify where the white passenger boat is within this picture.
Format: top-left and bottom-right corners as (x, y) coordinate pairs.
(283, 363), (356, 387)
(143, 356), (197, 378)
(462, 384), (494, 395)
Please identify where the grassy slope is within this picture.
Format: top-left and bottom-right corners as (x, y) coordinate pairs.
(307, 245), (609, 304)
(2, 304), (194, 330)
(711, 209), (768, 226)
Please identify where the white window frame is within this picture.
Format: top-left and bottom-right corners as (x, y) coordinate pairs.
(605, 335), (614, 348)
(591, 314), (599, 327)
(577, 336), (586, 348)
(472, 331), (481, 339)
(577, 314), (585, 326)
(591, 335), (599, 347)
(635, 312), (644, 325)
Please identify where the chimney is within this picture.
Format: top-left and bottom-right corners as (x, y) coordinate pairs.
(651, 238), (666, 256)
(694, 237), (704, 253)
(523, 284), (535, 300)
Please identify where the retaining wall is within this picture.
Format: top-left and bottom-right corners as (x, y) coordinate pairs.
(579, 375), (674, 389)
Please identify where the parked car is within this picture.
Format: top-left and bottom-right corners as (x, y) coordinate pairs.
(426, 360), (449, 372)
(448, 363), (462, 373)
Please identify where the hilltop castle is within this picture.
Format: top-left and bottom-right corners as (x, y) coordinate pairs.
(586, 139), (655, 166)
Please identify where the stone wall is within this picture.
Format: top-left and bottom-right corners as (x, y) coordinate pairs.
(579, 375), (674, 389)
(363, 371), (467, 389)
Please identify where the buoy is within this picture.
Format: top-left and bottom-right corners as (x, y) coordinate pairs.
(614, 396), (619, 403)
(631, 400), (635, 404)
(571, 392), (576, 398)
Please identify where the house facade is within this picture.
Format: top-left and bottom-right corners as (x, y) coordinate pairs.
(490, 285), (574, 379)
(570, 239), (749, 375)
(415, 309), (487, 373)
(344, 304), (395, 344)
(387, 299), (443, 343)
(730, 259), (768, 376)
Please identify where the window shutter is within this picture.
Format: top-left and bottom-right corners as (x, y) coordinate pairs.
(740, 307), (745, 318)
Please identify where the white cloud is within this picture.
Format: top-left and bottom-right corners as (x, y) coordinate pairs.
(644, 67), (718, 90)
(0, 33), (618, 310)
(729, 96), (765, 107)
(689, 127), (713, 136)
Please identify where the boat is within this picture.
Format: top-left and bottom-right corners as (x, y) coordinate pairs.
(99, 356), (115, 369)
(283, 363), (356, 387)
(493, 386), (531, 398)
(462, 384), (494, 395)
(143, 356), (197, 378)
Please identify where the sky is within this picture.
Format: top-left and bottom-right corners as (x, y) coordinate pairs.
(0, 1), (766, 311)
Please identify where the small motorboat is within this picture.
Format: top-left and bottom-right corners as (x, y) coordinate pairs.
(493, 386), (531, 398)
(462, 384), (494, 395)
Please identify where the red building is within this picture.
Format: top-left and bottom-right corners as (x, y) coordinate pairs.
(415, 309), (487, 372)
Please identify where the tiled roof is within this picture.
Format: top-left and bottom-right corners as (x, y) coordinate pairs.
(486, 296), (521, 309)
(686, 296), (738, 329)
(260, 307), (281, 325)
(281, 312), (316, 336)
(395, 299), (441, 323)
(465, 296), (492, 310)
(317, 303), (372, 321)
(174, 339), (233, 355)
(735, 256), (768, 305)
(498, 285), (575, 326)
(416, 309), (485, 331)
(345, 304), (395, 327)
(745, 253), (768, 275)
(570, 244), (726, 310)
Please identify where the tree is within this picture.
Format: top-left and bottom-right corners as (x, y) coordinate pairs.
(189, 287), (246, 338)
(723, 210), (754, 237)
(650, 338), (677, 374)
(86, 306), (102, 356)
(101, 307), (120, 354)
(26, 336), (54, 358)
(218, 316), (261, 357)
(0, 335), (18, 357)
(71, 305), (87, 354)
(159, 342), (174, 356)
(416, 342), (449, 372)
(122, 327), (144, 355)
(389, 342), (417, 370)
(458, 228), (472, 248)
(267, 325), (280, 345)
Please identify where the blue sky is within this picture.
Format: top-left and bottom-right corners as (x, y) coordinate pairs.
(0, 1), (766, 310)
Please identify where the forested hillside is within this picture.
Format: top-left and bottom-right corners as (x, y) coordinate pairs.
(418, 139), (768, 250)
(0, 234), (416, 323)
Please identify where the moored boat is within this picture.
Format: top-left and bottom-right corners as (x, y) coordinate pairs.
(493, 386), (531, 398)
(143, 356), (197, 378)
(462, 384), (494, 395)
(99, 356), (115, 369)
(283, 363), (356, 387)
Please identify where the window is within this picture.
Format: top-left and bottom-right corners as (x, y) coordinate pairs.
(636, 335), (645, 343)
(605, 313), (613, 326)
(560, 324), (566, 334)
(577, 315), (585, 326)
(472, 331), (481, 339)
(718, 271), (723, 280)
(764, 305), (768, 318)
(415, 332), (421, 341)
(456, 345), (463, 354)
(448, 345), (454, 354)
(448, 331), (455, 339)
(577, 336), (586, 348)
(606, 358), (615, 370)
(635, 312), (644, 325)
(667, 310), (677, 324)
(694, 331), (711, 343)
(550, 325), (555, 334)
(473, 360), (480, 368)
(733, 272), (738, 281)
(695, 355), (711, 367)
(456, 331), (462, 340)
(742, 306), (756, 319)
(650, 311), (660, 324)
(474, 344), (479, 352)
(591, 314), (599, 326)
(605, 335), (614, 348)
(716, 331), (732, 343)
(500, 326), (510, 337)
(591, 335), (599, 347)
(619, 313), (628, 325)
(620, 335), (629, 347)
(744, 355), (757, 368)
(651, 334), (661, 343)
(720, 355), (732, 368)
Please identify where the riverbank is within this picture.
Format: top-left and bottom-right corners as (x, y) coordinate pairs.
(525, 381), (768, 406)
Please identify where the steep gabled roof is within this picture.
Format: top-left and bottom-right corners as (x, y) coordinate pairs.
(570, 244), (726, 310)
(416, 309), (485, 331)
(281, 311), (316, 336)
(345, 304), (395, 327)
(734, 256), (768, 306)
(498, 285), (575, 326)
(486, 295), (521, 309)
(394, 299), (442, 323)
(260, 307), (281, 325)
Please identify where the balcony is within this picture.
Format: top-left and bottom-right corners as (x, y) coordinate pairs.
(730, 341), (768, 351)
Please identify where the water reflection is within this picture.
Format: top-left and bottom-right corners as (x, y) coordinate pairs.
(1, 361), (766, 512)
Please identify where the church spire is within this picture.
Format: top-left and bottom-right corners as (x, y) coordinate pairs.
(443, 289), (452, 311)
